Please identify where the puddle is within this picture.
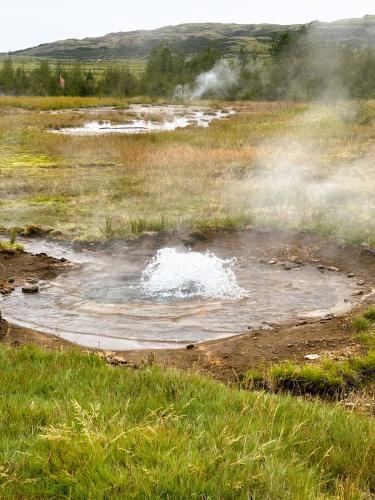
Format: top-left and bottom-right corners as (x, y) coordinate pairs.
(0, 239), (360, 351)
(50, 105), (234, 135)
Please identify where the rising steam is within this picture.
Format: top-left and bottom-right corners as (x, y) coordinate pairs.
(174, 59), (240, 100)
(228, 100), (375, 244)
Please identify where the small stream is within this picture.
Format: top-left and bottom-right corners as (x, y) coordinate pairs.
(0, 238), (360, 350)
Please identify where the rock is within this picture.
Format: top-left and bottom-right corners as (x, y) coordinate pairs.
(22, 285), (39, 294)
(283, 265), (292, 271)
(326, 266), (340, 272)
(222, 354), (229, 359)
(347, 273), (355, 278)
(352, 290), (364, 296)
(287, 343), (296, 348)
(266, 321), (280, 328)
(361, 245), (375, 256)
(186, 344), (195, 350)
(60, 257), (67, 262)
(26, 278), (39, 285)
(139, 231), (159, 241)
(317, 264), (325, 270)
(304, 354), (320, 361)
(110, 356), (128, 365)
(357, 280), (365, 286)
(188, 231), (207, 242)
(267, 260), (277, 265)
(7, 277), (15, 284)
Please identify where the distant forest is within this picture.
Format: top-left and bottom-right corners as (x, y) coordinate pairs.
(1, 27), (375, 100)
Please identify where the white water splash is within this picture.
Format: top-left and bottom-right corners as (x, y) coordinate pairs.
(140, 247), (248, 299)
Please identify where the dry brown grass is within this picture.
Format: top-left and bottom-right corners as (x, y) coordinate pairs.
(0, 99), (374, 241)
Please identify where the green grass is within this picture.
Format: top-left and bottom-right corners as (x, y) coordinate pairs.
(352, 316), (372, 333)
(244, 352), (375, 397)
(363, 307), (375, 321)
(102, 215), (173, 237)
(0, 56), (147, 77)
(244, 307), (375, 398)
(0, 239), (24, 253)
(0, 345), (373, 498)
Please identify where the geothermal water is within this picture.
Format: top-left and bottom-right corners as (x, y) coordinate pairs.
(140, 248), (247, 300)
(51, 105), (234, 136)
(0, 239), (360, 350)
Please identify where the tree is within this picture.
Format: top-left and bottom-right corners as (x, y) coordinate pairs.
(30, 61), (56, 95)
(143, 44), (185, 97)
(14, 66), (29, 95)
(0, 57), (15, 94)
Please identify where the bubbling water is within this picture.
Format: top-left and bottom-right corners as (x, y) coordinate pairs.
(0, 238), (361, 350)
(140, 248), (248, 300)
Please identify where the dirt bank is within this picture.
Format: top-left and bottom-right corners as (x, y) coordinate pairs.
(0, 229), (374, 383)
(0, 249), (74, 349)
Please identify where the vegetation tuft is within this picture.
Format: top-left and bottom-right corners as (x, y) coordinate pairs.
(0, 233), (24, 253)
(244, 308), (375, 398)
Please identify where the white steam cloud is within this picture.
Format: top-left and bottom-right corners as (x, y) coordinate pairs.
(174, 59), (240, 100)
(191, 59), (240, 99)
(227, 101), (375, 244)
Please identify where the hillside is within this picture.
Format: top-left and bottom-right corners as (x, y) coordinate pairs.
(8, 15), (375, 61)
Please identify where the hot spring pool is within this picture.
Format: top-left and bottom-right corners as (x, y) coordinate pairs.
(0, 238), (361, 350)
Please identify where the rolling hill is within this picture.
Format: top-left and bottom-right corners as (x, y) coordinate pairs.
(7, 15), (375, 61)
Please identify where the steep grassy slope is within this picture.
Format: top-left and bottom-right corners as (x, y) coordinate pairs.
(8, 15), (375, 61)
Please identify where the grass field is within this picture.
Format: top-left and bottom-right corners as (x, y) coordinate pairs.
(0, 97), (375, 243)
(0, 345), (373, 498)
(0, 55), (147, 76)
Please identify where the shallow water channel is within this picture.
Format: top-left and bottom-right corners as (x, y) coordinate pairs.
(51, 104), (234, 135)
(0, 239), (360, 350)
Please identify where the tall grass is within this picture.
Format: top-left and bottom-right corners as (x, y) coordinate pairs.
(0, 345), (373, 498)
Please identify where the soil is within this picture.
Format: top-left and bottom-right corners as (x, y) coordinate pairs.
(0, 229), (374, 386)
(0, 249), (74, 349)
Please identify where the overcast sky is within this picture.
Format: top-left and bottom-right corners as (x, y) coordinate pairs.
(1, 0), (374, 52)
